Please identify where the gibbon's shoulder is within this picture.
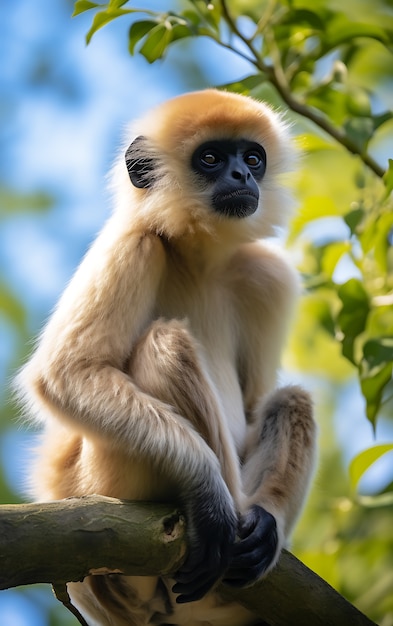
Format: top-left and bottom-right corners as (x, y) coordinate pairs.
(229, 240), (300, 300)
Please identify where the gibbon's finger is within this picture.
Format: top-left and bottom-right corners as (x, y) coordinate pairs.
(232, 505), (277, 555)
(173, 574), (220, 604)
(222, 554), (273, 588)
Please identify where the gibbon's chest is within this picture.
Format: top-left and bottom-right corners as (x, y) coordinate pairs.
(156, 262), (238, 363)
(156, 266), (247, 451)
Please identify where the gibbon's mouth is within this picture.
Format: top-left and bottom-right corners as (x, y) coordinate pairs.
(213, 189), (259, 218)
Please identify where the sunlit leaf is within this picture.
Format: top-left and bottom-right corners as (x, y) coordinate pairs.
(289, 196), (341, 241)
(86, 8), (133, 44)
(72, 1), (100, 17)
(108, 0), (129, 8)
(321, 241), (351, 279)
(349, 444), (393, 493)
(297, 133), (337, 152)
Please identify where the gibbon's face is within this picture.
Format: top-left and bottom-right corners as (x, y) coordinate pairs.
(125, 136), (267, 220)
(119, 91), (292, 240)
(191, 139), (266, 218)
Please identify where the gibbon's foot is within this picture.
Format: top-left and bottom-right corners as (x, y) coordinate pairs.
(222, 505), (278, 588)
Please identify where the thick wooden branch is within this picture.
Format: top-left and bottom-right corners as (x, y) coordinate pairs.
(0, 496), (376, 626)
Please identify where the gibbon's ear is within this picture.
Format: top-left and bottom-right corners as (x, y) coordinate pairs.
(125, 135), (156, 189)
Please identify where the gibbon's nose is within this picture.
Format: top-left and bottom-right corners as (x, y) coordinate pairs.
(231, 167), (250, 184)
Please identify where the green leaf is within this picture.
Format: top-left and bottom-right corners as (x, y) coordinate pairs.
(170, 22), (193, 43)
(337, 278), (370, 364)
(72, 1), (100, 17)
(182, 10), (200, 26)
(86, 7), (133, 44)
(360, 357), (392, 428)
(284, 8), (325, 30)
(360, 337), (393, 425)
(108, 0), (129, 8)
(343, 117), (374, 154)
(220, 75), (266, 95)
(326, 17), (389, 47)
(346, 87), (371, 118)
(321, 241), (351, 279)
(349, 444), (393, 493)
(289, 196), (341, 241)
(344, 206), (365, 235)
(362, 337), (393, 369)
(372, 111), (393, 132)
(139, 23), (172, 63)
(306, 84), (348, 126)
(128, 20), (158, 55)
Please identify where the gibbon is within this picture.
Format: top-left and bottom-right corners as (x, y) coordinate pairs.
(17, 89), (316, 626)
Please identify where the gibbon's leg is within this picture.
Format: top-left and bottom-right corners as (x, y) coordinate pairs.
(224, 386), (316, 588)
(128, 318), (243, 506)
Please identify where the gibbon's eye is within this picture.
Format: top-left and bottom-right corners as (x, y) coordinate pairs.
(244, 151), (262, 168)
(200, 151), (221, 167)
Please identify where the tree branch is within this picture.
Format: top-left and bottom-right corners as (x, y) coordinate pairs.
(0, 497), (376, 626)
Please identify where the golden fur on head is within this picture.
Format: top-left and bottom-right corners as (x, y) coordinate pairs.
(111, 89), (296, 243)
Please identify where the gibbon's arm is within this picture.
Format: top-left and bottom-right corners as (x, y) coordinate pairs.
(232, 241), (300, 414)
(18, 219), (237, 602)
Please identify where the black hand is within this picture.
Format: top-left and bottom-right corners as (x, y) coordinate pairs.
(223, 504), (278, 588)
(172, 492), (237, 603)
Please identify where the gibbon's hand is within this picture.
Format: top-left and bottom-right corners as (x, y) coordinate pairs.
(222, 504), (278, 588)
(172, 490), (237, 604)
